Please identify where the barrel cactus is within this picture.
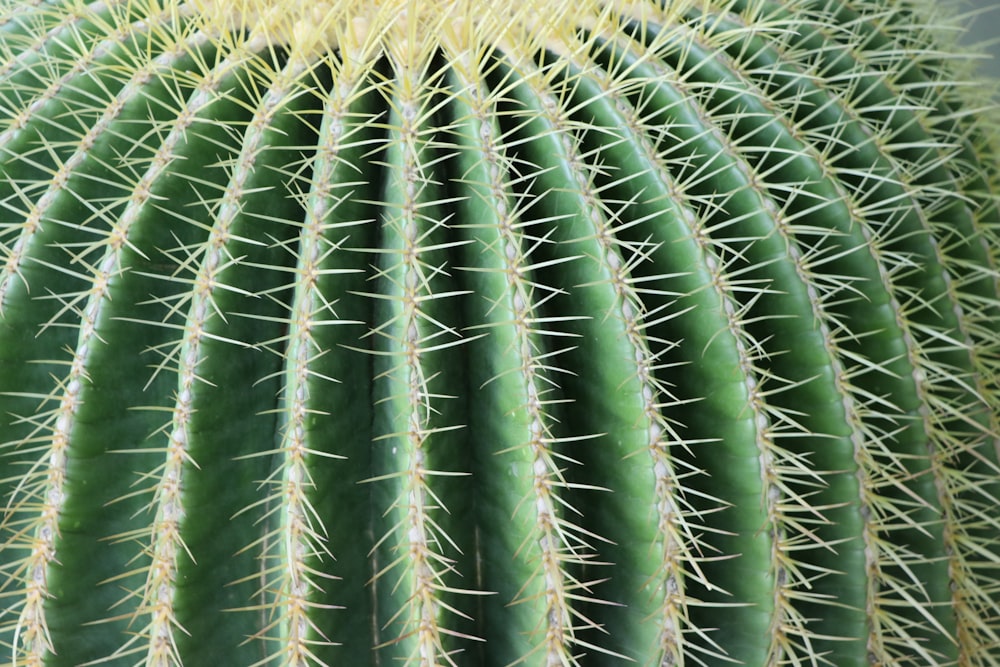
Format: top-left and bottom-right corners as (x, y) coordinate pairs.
(1, 0), (998, 665)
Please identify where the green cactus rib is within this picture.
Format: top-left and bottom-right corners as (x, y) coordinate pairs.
(581, 39), (875, 663)
(698, 13), (1000, 662)
(0, 0), (999, 666)
(619, 17), (988, 663)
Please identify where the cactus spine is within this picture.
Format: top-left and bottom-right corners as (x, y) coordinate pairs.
(0, 0), (998, 665)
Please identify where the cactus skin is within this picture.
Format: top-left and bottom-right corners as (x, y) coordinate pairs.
(0, 0), (999, 665)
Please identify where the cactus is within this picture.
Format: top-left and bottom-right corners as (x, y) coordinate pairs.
(0, 0), (998, 665)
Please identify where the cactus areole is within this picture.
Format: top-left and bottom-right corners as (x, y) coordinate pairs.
(0, 0), (998, 665)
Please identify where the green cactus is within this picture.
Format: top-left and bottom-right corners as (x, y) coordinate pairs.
(0, 0), (998, 665)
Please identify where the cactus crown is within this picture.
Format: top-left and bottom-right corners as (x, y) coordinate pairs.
(0, 0), (998, 666)
(190, 0), (629, 60)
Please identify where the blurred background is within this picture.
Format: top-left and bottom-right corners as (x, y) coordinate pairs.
(955, 0), (1000, 79)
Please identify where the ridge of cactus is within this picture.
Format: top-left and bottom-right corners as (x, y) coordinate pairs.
(0, 0), (998, 665)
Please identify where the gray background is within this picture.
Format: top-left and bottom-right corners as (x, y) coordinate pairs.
(956, 0), (1000, 80)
